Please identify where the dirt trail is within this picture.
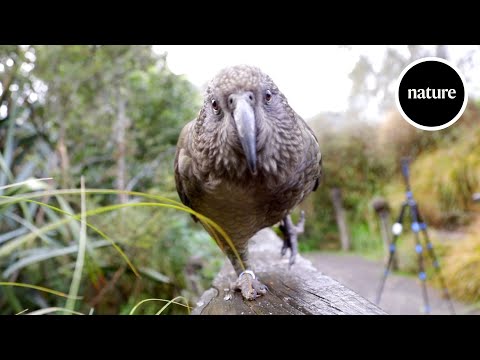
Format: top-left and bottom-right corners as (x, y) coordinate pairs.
(304, 252), (479, 315)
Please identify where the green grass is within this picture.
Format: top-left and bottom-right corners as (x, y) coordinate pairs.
(0, 282), (82, 300)
(441, 226), (480, 303)
(0, 179), (235, 315)
(349, 222), (384, 257)
(65, 177), (87, 313)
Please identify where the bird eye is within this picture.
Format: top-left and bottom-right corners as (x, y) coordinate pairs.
(265, 90), (272, 104)
(211, 99), (220, 114)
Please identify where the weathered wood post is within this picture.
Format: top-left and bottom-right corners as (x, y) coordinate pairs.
(330, 187), (351, 251)
(371, 197), (398, 270)
(192, 228), (387, 315)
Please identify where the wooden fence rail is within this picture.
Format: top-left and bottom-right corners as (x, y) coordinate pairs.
(193, 228), (387, 315)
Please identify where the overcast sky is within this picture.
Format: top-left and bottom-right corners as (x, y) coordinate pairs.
(153, 45), (480, 120)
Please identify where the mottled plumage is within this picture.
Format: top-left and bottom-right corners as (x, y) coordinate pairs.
(174, 65), (322, 300)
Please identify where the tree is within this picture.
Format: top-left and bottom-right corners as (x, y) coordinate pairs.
(30, 45), (200, 198)
(0, 46), (211, 314)
(346, 45), (452, 122)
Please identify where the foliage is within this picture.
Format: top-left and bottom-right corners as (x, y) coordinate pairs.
(442, 221), (480, 303)
(303, 115), (390, 252)
(28, 45), (201, 192)
(0, 45), (219, 315)
(2, 45), (480, 313)
(384, 103), (480, 228)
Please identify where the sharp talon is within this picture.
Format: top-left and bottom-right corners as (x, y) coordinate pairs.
(279, 213), (302, 269)
(289, 253), (296, 268)
(234, 271), (268, 301)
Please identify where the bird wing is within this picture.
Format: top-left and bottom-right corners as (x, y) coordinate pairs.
(174, 119), (199, 221)
(295, 111), (323, 192)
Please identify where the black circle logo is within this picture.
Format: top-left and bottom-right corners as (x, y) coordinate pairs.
(395, 57), (468, 131)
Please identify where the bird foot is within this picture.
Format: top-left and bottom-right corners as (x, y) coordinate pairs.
(232, 270), (268, 301)
(279, 211), (305, 268)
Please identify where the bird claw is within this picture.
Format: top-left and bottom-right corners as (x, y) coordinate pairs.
(233, 271), (268, 301)
(289, 249), (297, 269)
(281, 236), (297, 268)
(279, 212), (305, 269)
(281, 244), (288, 257)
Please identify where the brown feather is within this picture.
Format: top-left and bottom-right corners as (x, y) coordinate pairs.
(174, 65), (322, 273)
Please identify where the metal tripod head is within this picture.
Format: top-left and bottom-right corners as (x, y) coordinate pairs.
(401, 157), (412, 194)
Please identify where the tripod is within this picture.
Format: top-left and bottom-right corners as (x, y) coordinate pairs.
(375, 158), (456, 315)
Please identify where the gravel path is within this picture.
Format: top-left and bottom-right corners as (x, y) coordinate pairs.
(304, 252), (479, 315)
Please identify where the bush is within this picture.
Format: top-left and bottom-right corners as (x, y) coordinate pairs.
(0, 189), (224, 315)
(385, 124), (480, 228)
(442, 221), (480, 303)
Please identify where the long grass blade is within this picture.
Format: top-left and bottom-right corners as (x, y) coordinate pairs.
(0, 227), (28, 245)
(0, 197), (140, 277)
(0, 177), (53, 191)
(6, 212), (56, 246)
(2, 240), (111, 278)
(129, 297), (191, 315)
(0, 190), (245, 270)
(0, 189), (188, 208)
(0, 282), (82, 299)
(0, 153), (14, 188)
(80, 202), (243, 269)
(137, 267), (170, 284)
(25, 307), (85, 315)
(55, 194), (80, 239)
(155, 296), (190, 315)
(65, 177), (88, 313)
(0, 113), (16, 189)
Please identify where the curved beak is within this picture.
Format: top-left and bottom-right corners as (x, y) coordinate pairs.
(233, 97), (257, 174)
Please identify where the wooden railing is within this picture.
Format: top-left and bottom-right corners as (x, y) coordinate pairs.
(193, 228), (387, 315)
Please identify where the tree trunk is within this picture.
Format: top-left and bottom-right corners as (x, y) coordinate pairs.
(57, 118), (71, 189)
(378, 210), (399, 270)
(113, 90), (130, 204)
(0, 51), (20, 190)
(330, 187), (351, 251)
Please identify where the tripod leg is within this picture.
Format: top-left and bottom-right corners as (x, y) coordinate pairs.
(375, 202), (407, 306)
(416, 211), (456, 315)
(410, 204), (431, 314)
(375, 234), (399, 305)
